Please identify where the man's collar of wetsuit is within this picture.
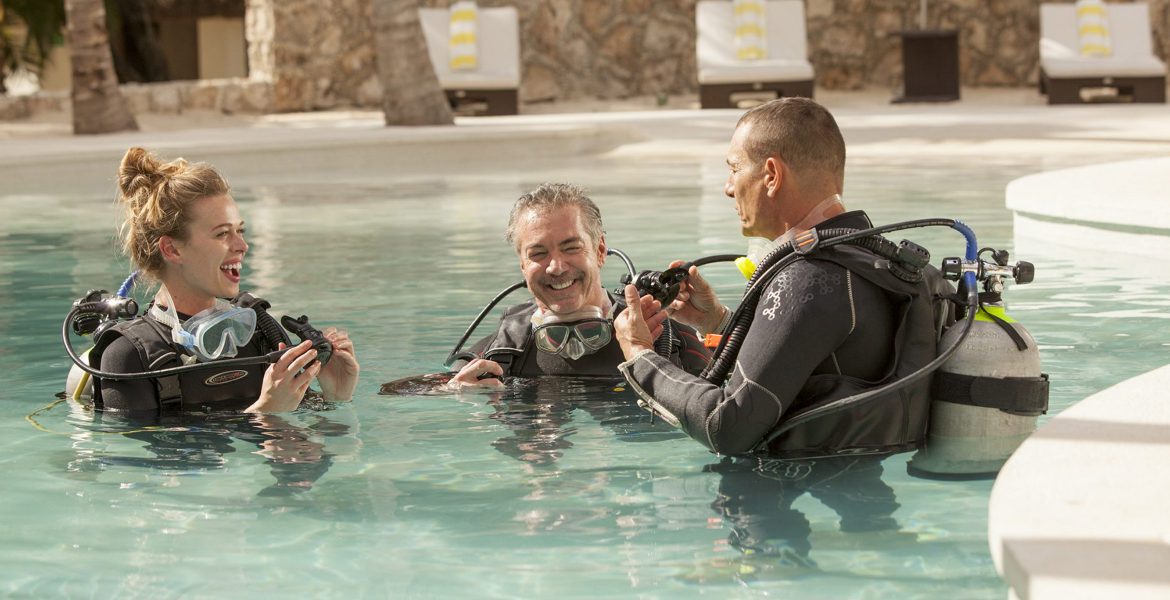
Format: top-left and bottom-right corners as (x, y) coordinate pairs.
(814, 210), (872, 232)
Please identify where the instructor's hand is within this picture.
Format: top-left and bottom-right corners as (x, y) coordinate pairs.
(666, 260), (725, 333)
(615, 284), (668, 360)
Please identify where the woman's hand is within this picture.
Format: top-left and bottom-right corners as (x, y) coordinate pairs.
(247, 340), (320, 413)
(614, 284), (668, 361)
(448, 358), (505, 390)
(666, 260), (726, 334)
(317, 327), (360, 401)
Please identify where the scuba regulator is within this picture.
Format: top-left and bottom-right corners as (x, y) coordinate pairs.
(281, 314), (334, 366)
(70, 289), (139, 337)
(612, 254), (742, 306)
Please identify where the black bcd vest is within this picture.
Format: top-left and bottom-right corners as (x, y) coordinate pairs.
(89, 309), (273, 412)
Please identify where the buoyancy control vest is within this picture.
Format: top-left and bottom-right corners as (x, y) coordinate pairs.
(89, 308), (271, 412)
(473, 300), (707, 378)
(759, 242), (947, 457)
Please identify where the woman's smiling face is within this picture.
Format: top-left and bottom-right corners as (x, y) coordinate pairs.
(162, 194), (249, 305)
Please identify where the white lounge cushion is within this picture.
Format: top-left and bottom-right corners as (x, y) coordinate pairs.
(697, 0), (814, 84)
(419, 6), (520, 89)
(1040, 3), (1166, 78)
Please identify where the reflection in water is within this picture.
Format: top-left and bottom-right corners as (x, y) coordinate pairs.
(380, 373), (910, 578)
(705, 455), (905, 570)
(486, 377), (684, 466)
(381, 374), (684, 467)
(61, 402), (354, 497)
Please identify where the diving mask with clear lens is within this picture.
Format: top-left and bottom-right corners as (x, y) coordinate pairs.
(531, 306), (614, 360)
(152, 288), (257, 362)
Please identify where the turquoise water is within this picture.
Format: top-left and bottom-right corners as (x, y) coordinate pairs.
(2, 151), (1167, 599)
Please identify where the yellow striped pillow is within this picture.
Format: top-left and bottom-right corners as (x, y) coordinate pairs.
(733, 0), (767, 61)
(1075, 0), (1112, 57)
(449, 0), (478, 70)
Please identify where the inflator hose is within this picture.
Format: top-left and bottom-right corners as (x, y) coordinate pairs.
(445, 281), (529, 367)
(256, 306), (293, 350)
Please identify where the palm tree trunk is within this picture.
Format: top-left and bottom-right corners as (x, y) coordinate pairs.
(65, 0), (137, 134)
(373, 0), (453, 126)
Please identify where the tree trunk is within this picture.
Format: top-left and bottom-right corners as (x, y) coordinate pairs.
(373, 0), (453, 126)
(65, 0), (137, 134)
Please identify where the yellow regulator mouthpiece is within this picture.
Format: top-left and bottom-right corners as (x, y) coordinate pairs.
(735, 256), (756, 280)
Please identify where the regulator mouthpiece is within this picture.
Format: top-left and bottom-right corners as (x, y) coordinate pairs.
(621, 266), (689, 305)
(281, 315), (333, 366)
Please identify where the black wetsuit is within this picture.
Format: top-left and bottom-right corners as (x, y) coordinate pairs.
(455, 294), (710, 378)
(619, 211), (941, 458)
(92, 308), (271, 414)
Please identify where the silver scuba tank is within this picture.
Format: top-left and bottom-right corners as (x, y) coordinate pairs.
(909, 256), (1049, 479)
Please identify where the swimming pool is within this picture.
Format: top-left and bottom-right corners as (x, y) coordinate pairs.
(2, 146), (1167, 599)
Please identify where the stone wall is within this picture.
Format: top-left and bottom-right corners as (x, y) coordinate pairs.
(245, 0), (381, 112)
(0, 78), (270, 119)
(245, 0), (1168, 111)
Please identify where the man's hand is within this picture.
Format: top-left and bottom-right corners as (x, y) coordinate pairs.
(449, 358), (505, 390)
(665, 260), (726, 333)
(614, 284), (668, 360)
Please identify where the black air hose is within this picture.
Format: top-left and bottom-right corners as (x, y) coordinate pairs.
(236, 292), (292, 351)
(701, 227), (909, 385)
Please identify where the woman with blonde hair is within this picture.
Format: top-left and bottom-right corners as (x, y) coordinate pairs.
(87, 147), (359, 414)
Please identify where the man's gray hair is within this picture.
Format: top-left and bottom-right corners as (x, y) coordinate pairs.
(736, 97), (846, 187)
(505, 183), (604, 251)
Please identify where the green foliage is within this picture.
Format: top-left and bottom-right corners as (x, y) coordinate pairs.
(1, 0), (67, 79)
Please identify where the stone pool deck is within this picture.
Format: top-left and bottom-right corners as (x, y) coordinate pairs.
(3, 87), (1169, 599)
(993, 156), (1170, 600)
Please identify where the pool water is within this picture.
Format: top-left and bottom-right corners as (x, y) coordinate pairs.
(2, 151), (1167, 599)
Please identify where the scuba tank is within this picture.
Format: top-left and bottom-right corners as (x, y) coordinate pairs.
(908, 250), (1049, 479)
(65, 284), (140, 403)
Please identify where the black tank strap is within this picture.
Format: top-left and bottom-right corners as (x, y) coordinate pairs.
(931, 371), (1049, 416)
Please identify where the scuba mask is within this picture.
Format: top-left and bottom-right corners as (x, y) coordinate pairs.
(152, 287), (257, 362)
(531, 306), (613, 360)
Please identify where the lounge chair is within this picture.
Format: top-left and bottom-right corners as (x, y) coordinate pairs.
(696, 0), (815, 109)
(418, 5), (521, 115)
(1039, 2), (1166, 104)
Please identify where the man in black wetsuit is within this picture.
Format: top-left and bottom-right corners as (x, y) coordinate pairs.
(449, 183), (709, 388)
(613, 97), (939, 458)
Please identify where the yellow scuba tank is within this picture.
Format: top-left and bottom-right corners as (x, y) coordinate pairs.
(65, 348), (95, 402)
(909, 271), (1049, 479)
